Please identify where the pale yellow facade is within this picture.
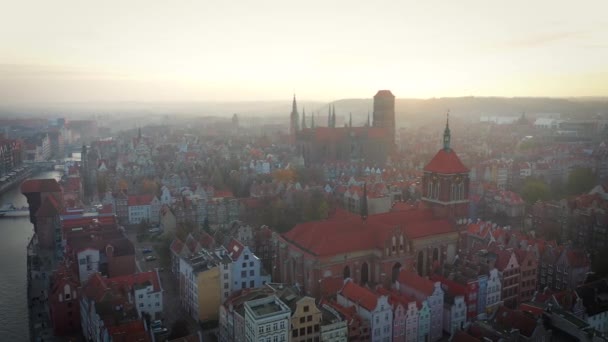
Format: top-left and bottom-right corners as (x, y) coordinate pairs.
(197, 266), (221, 322)
(290, 296), (322, 342)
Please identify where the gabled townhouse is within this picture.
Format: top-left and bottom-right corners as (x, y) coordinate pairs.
(79, 273), (151, 342)
(65, 232), (135, 282)
(442, 294), (466, 336)
(227, 239), (271, 293)
(492, 306), (552, 341)
(376, 287), (421, 342)
(338, 280), (393, 341)
(575, 279), (608, 333)
(397, 270), (444, 341)
(284, 295), (323, 342)
(159, 204), (177, 235)
(555, 247), (590, 291)
(485, 269), (502, 317)
(49, 262), (81, 336)
(375, 287), (407, 341)
(322, 300), (371, 341)
(494, 249), (520, 308)
(318, 302), (349, 342)
(516, 249), (538, 303)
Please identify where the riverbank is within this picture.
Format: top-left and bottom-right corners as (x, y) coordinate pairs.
(0, 166), (33, 196)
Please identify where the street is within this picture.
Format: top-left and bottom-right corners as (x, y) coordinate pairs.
(128, 229), (202, 340)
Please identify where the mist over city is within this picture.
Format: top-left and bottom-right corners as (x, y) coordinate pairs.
(1, 1), (608, 342)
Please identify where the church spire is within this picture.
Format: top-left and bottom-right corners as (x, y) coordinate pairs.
(301, 106), (307, 129)
(311, 112), (315, 128)
(331, 105), (336, 128)
(366, 111), (371, 127)
(292, 94), (298, 114)
(361, 182), (368, 221)
(328, 105), (332, 127)
(443, 110), (451, 151)
(349, 112), (352, 128)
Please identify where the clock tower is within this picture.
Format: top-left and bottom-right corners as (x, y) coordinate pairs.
(422, 114), (470, 227)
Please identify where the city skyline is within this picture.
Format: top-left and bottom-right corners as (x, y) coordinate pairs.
(1, 1), (607, 103)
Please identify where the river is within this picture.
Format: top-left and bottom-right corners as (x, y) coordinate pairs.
(0, 170), (63, 341)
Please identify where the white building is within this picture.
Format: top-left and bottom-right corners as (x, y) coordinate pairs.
(397, 272), (444, 341)
(319, 303), (348, 342)
(244, 295), (291, 342)
(442, 295), (466, 335)
(338, 280), (393, 342)
(128, 195), (161, 224)
(76, 248), (101, 283)
(131, 270), (164, 319)
(485, 268), (502, 316)
(227, 239), (271, 293)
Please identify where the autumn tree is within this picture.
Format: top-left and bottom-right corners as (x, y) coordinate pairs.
(566, 168), (596, 196)
(521, 178), (550, 204)
(272, 168), (296, 183)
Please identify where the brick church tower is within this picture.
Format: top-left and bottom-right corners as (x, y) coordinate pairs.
(422, 114), (470, 227)
(372, 90), (396, 150)
(289, 94), (299, 144)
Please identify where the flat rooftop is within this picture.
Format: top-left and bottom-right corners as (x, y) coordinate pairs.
(250, 301), (283, 317)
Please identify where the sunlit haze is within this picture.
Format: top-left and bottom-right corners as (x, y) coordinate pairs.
(1, 0), (607, 102)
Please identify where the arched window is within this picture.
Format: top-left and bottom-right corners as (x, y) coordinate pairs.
(361, 262), (369, 284)
(392, 263), (402, 284)
(343, 265), (351, 279)
(459, 183), (465, 200)
(417, 251), (424, 276)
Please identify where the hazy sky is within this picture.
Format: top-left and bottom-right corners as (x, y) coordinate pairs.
(0, 0), (607, 102)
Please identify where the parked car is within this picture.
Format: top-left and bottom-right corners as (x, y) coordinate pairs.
(148, 227), (161, 233)
(145, 255), (157, 261)
(142, 248), (153, 254)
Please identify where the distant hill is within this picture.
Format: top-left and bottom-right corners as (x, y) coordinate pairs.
(0, 98), (606, 125)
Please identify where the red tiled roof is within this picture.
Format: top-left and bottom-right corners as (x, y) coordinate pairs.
(494, 250), (515, 270)
(282, 208), (452, 257)
(128, 195), (154, 206)
(107, 320), (150, 342)
(36, 195), (60, 217)
(63, 177), (81, 193)
(451, 330), (481, 342)
(398, 270), (435, 296)
(21, 179), (61, 193)
(83, 273), (109, 302)
(493, 306), (537, 338)
(107, 270), (161, 292)
(374, 90), (395, 97)
(213, 190), (234, 199)
(170, 238), (184, 255)
(227, 239), (245, 260)
(423, 149), (469, 174)
(566, 249), (589, 268)
(339, 281), (379, 311)
(320, 277), (345, 298)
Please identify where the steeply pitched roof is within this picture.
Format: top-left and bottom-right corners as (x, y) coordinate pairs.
(21, 179), (62, 193)
(423, 149), (469, 174)
(128, 195), (155, 206)
(340, 281), (379, 311)
(493, 306), (537, 338)
(282, 208), (453, 257)
(398, 270), (435, 296)
(106, 238), (135, 257)
(226, 239), (246, 261)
